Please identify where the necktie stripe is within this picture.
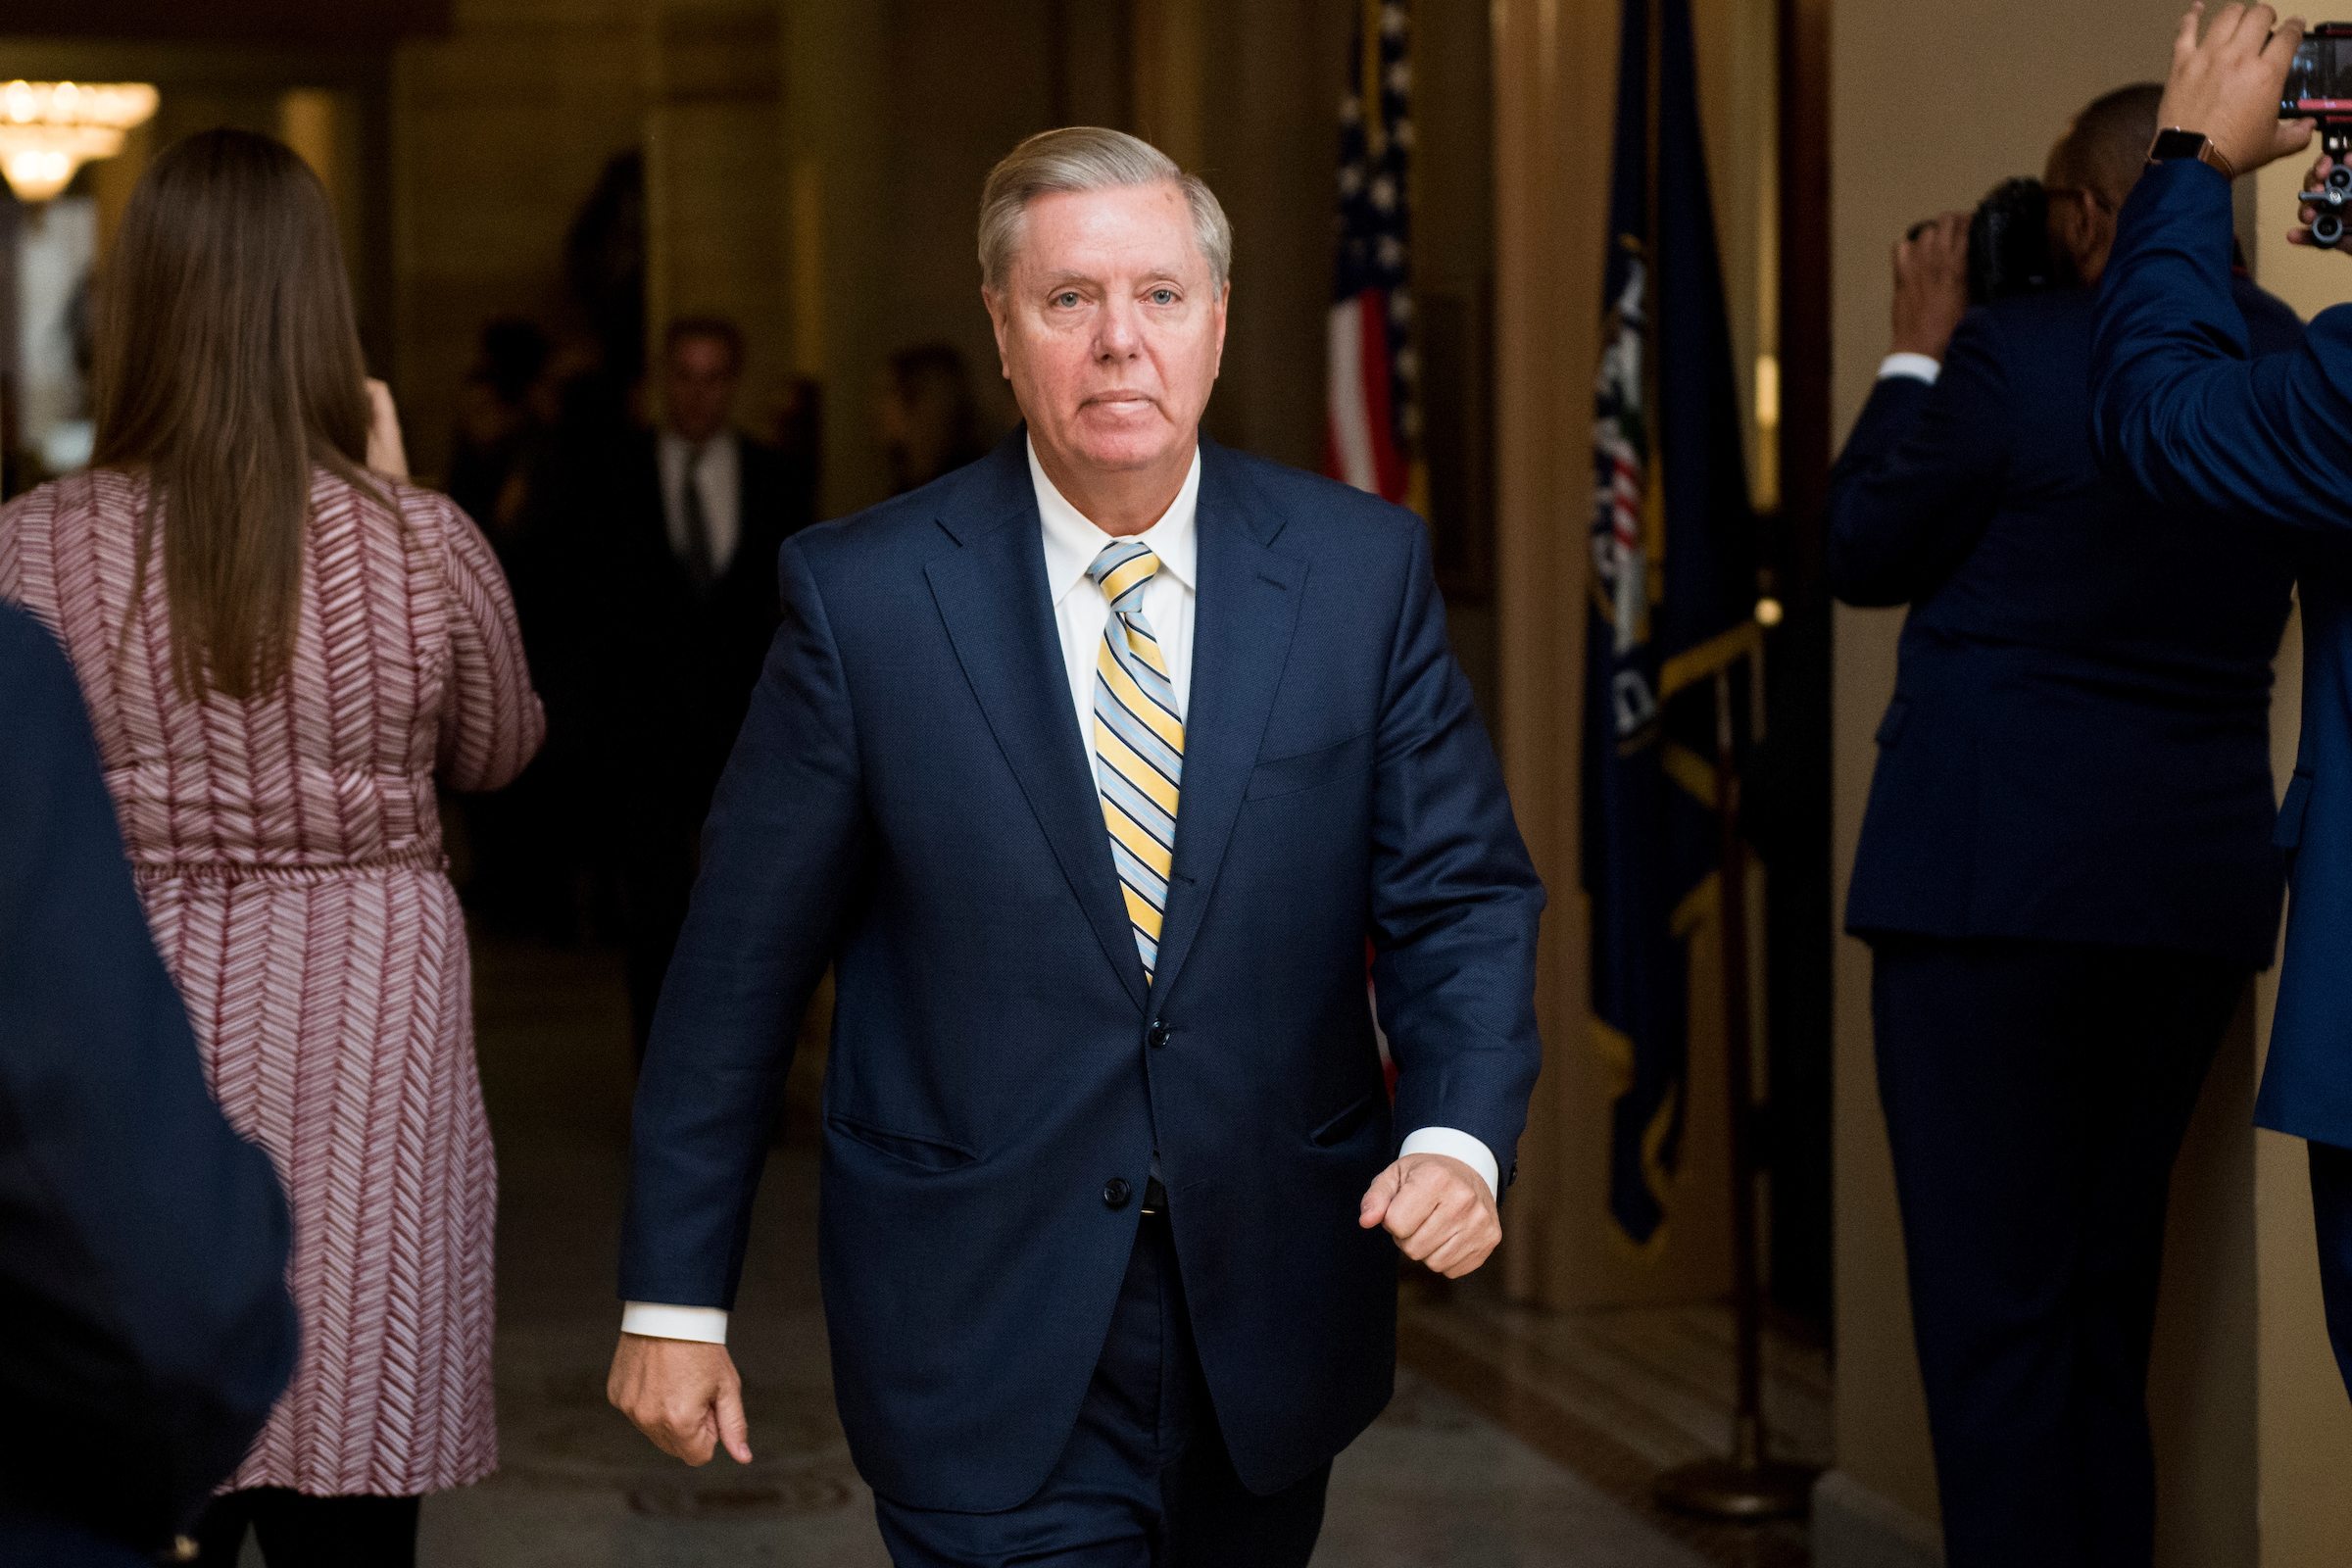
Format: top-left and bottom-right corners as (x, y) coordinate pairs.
(1102, 791), (1174, 868)
(1096, 726), (1182, 817)
(1108, 839), (1169, 903)
(1120, 883), (1165, 941)
(1099, 775), (1176, 857)
(1095, 693), (1183, 778)
(1102, 558), (1158, 605)
(1101, 600), (1180, 694)
(1087, 541), (1183, 984)
(1095, 674), (1185, 770)
(1107, 629), (1181, 715)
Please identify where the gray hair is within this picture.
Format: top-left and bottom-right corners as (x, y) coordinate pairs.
(977, 126), (1233, 291)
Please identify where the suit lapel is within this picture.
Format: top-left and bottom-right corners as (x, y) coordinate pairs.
(1150, 443), (1304, 1006)
(925, 439), (1151, 1012)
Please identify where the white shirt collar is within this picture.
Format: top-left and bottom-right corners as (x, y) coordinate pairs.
(1028, 434), (1200, 608)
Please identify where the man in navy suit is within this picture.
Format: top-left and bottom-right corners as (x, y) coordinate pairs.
(1833, 80), (2302, 1566)
(2091, 3), (2352, 1409)
(605, 127), (1544, 1564)
(0, 602), (298, 1565)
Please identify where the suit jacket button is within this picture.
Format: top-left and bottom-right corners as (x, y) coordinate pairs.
(1103, 1177), (1133, 1209)
(1147, 1021), (1170, 1049)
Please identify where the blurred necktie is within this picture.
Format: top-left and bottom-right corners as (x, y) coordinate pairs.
(679, 443), (715, 594)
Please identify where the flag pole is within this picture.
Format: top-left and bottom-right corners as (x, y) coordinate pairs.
(1652, 658), (1817, 1522)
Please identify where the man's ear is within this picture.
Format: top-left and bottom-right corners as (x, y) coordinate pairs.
(981, 286), (1013, 380)
(1209, 281), (1231, 380)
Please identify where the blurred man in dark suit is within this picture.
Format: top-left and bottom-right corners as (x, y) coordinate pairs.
(1830, 81), (2302, 1568)
(609, 318), (815, 1054)
(0, 600), (298, 1566)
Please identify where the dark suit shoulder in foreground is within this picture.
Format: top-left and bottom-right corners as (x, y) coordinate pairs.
(0, 602), (297, 1563)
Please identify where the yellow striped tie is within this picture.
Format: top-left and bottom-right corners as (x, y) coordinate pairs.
(1088, 541), (1182, 983)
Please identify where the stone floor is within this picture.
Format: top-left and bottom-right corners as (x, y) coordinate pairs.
(335, 931), (1813, 1567)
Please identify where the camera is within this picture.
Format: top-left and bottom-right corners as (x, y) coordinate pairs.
(2284, 23), (2352, 248)
(1967, 178), (2061, 304)
(1907, 177), (2064, 304)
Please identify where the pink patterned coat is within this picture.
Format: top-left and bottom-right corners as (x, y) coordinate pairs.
(0, 468), (543, 1496)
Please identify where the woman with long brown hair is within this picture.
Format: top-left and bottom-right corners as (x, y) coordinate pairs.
(0, 129), (542, 1563)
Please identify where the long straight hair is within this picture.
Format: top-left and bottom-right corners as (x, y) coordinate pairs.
(90, 128), (376, 701)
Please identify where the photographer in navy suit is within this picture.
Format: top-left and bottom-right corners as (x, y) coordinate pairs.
(1833, 81), (2302, 1567)
(0, 602), (297, 1565)
(2092, 2), (2352, 1416)
(604, 128), (1544, 1566)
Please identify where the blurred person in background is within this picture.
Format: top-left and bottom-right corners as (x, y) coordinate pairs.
(879, 340), (991, 495)
(445, 317), (552, 550)
(604, 317), (813, 1057)
(0, 129), (544, 1566)
(1830, 81), (2302, 1568)
(446, 317), (564, 934)
(0, 600), (298, 1568)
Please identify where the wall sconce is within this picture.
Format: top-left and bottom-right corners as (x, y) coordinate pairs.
(0, 80), (159, 204)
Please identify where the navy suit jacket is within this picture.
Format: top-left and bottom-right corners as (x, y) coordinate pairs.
(0, 602), (297, 1563)
(1833, 277), (2301, 968)
(600, 430), (816, 814)
(620, 431), (1544, 1510)
(2092, 157), (2352, 1150)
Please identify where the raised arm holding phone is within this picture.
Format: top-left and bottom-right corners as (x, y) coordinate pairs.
(2089, 1), (2352, 1409)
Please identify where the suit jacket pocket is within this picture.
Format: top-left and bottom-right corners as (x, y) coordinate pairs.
(1246, 729), (1375, 803)
(827, 1114), (977, 1173)
(1307, 1091), (1381, 1149)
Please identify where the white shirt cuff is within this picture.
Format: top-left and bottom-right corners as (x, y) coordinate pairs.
(621, 1302), (730, 1345)
(1399, 1126), (1500, 1202)
(1877, 352), (1941, 385)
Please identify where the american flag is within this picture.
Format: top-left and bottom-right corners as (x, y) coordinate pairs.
(1325, 0), (1422, 513)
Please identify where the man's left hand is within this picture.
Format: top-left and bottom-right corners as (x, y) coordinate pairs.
(1359, 1152), (1500, 1279)
(1890, 212), (1971, 361)
(2157, 3), (2314, 177)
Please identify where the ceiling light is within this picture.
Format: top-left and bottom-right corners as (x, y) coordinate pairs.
(0, 81), (159, 204)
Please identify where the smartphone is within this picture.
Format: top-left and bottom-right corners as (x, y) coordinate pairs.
(2284, 25), (2352, 118)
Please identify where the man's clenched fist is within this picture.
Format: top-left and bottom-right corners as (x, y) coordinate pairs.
(1359, 1152), (1501, 1279)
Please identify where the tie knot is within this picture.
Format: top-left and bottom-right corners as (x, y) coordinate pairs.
(1089, 541), (1161, 608)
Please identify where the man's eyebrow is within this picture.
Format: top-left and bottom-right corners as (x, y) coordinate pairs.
(1032, 268), (1190, 290)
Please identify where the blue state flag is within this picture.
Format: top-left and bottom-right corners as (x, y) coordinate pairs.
(1584, 0), (1760, 1250)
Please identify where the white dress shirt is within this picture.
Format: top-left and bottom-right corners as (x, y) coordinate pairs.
(620, 437), (1496, 1347)
(1877, 352), (1942, 386)
(658, 428), (742, 575)
(1032, 437), (1200, 740)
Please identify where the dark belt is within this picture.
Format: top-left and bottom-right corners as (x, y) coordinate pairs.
(1140, 1175), (1170, 1214)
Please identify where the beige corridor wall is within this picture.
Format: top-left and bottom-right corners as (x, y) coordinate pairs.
(1830, 5), (2352, 1561)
